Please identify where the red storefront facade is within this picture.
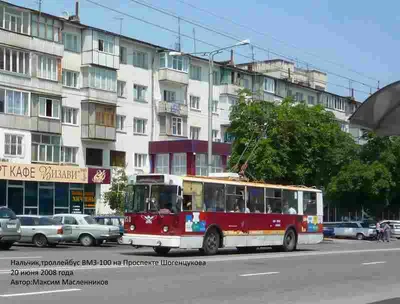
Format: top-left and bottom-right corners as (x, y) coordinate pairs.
(149, 140), (231, 176)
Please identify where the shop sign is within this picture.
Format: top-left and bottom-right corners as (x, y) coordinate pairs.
(70, 190), (84, 214)
(84, 191), (96, 208)
(87, 168), (111, 184)
(0, 162), (87, 183)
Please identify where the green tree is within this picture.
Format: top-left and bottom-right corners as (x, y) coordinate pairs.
(228, 91), (358, 189)
(103, 167), (128, 214)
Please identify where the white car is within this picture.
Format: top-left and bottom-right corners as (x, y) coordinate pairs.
(380, 220), (400, 239)
(52, 214), (120, 247)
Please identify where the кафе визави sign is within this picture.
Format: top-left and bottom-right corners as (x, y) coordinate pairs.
(0, 162), (111, 184)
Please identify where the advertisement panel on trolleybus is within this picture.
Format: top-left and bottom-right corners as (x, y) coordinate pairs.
(122, 174), (323, 255)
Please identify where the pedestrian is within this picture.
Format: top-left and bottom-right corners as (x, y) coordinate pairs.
(376, 220), (382, 242)
(383, 222), (391, 242)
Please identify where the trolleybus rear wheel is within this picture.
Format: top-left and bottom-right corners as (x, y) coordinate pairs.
(153, 247), (171, 255)
(202, 229), (220, 255)
(282, 229), (297, 252)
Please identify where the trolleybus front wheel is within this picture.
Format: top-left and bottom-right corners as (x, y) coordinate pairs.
(153, 247), (171, 256)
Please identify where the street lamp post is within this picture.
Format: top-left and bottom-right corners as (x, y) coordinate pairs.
(169, 39), (250, 176)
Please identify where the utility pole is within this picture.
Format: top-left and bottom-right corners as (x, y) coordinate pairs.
(114, 17), (123, 36)
(38, 0), (43, 16)
(193, 28), (196, 53)
(177, 17), (181, 52)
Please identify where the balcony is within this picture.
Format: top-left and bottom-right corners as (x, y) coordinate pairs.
(0, 30), (64, 57)
(0, 114), (31, 131)
(157, 101), (188, 117)
(220, 83), (242, 96)
(31, 117), (61, 134)
(80, 88), (117, 105)
(159, 68), (189, 85)
(81, 102), (116, 141)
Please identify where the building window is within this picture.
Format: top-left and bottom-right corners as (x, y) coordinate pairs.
(0, 88), (29, 115)
(120, 46), (127, 64)
(190, 65), (201, 80)
(295, 92), (304, 102)
(62, 70), (79, 88)
(324, 94), (334, 109)
(31, 134), (61, 163)
(223, 131), (234, 143)
(62, 107), (78, 125)
(264, 78), (275, 93)
(155, 154), (169, 174)
(242, 78), (250, 89)
(159, 115), (166, 134)
(133, 51), (148, 69)
(213, 71), (220, 85)
(212, 100), (218, 113)
(31, 15), (61, 42)
(4, 134), (23, 157)
(190, 126), (200, 140)
(340, 123), (348, 133)
(212, 130), (219, 142)
(0, 47), (30, 75)
(134, 118), (147, 134)
(38, 55), (58, 81)
(228, 97), (238, 111)
(163, 90), (176, 102)
(134, 154), (147, 168)
(195, 154), (207, 176)
(159, 53), (188, 72)
(61, 146), (77, 164)
(39, 98), (60, 119)
(287, 90), (292, 98)
(116, 115), (125, 131)
(97, 32), (114, 54)
(110, 150), (126, 167)
(172, 153), (187, 176)
(1, 6), (30, 34)
(212, 155), (223, 173)
(86, 148), (103, 166)
(334, 97), (345, 111)
(190, 96), (200, 110)
(95, 106), (115, 127)
(172, 117), (182, 136)
(308, 96), (315, 105)
(62, 32), (79, 52)
(117, 81), (126, 97)
(133, 84), (147, 101)
(87, 67), (117, 92)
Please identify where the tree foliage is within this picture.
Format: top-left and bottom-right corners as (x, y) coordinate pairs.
(103, 167), (128, 215)
(228, 91), (358, 189)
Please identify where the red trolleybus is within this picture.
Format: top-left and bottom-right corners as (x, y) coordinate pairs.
(122, 173), (323, 255)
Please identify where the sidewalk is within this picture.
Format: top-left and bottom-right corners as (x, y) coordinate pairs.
(323, 237), (398, 243)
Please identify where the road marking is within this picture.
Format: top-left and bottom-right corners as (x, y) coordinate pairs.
(0, 289), (80, 298)
(362, 261), (387, 265)
(0, 256), (42, 260)
(240, 272), (280, 277)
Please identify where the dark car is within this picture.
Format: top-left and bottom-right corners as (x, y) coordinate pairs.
(0, 207), (21, 250)
(93, 216), (124, 244)
(323, 226), (335, 238)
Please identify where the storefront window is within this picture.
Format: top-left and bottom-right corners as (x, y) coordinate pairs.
(84, 184), (96, 214)
(8, 185), (23, 215)
(0, 181), (6, 206)
(55, 183), (69, 208)
(39, 183), (54, 215)
(25, 182), (38, 215)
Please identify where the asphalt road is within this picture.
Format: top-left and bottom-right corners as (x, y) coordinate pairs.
(0, 240), (400, 304)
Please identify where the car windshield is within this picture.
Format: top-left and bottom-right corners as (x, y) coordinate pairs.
(84, 216), (97, 224)
(0, 208), (17, 219)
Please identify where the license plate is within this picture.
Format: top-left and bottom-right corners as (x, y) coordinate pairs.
(7, 224), (16, 229)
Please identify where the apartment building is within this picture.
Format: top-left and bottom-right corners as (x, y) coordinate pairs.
(0, 1), (363, 215)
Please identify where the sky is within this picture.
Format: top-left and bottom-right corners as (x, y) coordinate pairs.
(8, 0), (400, 101)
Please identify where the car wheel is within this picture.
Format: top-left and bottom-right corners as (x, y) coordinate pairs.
(80, 234), (94, 247)
(202, 228), (220, 255)
(33, 234), (48, 248)
(356, 233), (364, 240)
(117, 237), (123, 245)
(0, 242), (13, 250)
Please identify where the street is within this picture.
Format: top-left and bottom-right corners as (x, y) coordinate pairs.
(0, 240), (399, 303)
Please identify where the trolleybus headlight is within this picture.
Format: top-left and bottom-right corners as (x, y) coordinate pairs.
(163, 226), (169, 233)
(130, 225), (135, 231)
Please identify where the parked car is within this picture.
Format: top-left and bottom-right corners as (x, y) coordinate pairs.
(323, 226), (335, 238)
(17, 215), (74, 247)
(93, 215), (124, 244)
(0, 207), (21, 250)
(323, 221), (376, 240)
(379, 220), (400, 239)
(52, 214), (120, 247)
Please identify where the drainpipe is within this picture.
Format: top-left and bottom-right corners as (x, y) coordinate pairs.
(150, 52), (155, 141)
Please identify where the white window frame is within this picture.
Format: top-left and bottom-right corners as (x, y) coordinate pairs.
(134, 153), (147, 168)
(264, 78), (275, 93)
(155, 154), (169, 174)
(117, 80), (126, 98)
(61, 146), (78, 164)
(116, 115), (125, 132)
(31, 15), (61, 42)
(0, 46), (30, 76)
(172, 153), (187, 176)
(196, 154), (207, 176)
(307, 95), (315, 105)
(4, 133), (24, 157)
(120, 46), (127, 64)
(190, 126), (200, 140)
(190, 95), (200, 110)
(190, 65), (201, 80)
(38, 55), (57, 81)
(2, 6), (30, 34)
(172, 117), (183, 136)
(88, 67), (117, 92)
(1, 87), (30, 116)
(133, 51), (148, 69)
(62, 70), (79, 88)
(31, 133), (61, 163)
(160, 52), (188, 73)
(164, 90), (176, 103)
(212, 100), (219, 113)
(97, 32), (114, 54)
(133, 118), (147, 134)
(62, 32), (80, 52)
(334, 97), (345, 112)
(39, 97), (60, 119)
(133, 84), (147, 102)
(212, 130), (219, 142)
(211, 155), (223, 173)
(61, 107), (78, 125)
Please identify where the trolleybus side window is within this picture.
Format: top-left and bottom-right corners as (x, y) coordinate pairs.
(266, 188), (282, 213)
(247, 187), (264, 213)
(282, 190), (298, 214)
(203, 183), (225, 212)
(303, 192), (317, 215)
(183, 182), (203, 211)
(225, 185), (245, 212)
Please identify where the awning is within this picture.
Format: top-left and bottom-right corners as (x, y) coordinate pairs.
(349, 81), (400, 136)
